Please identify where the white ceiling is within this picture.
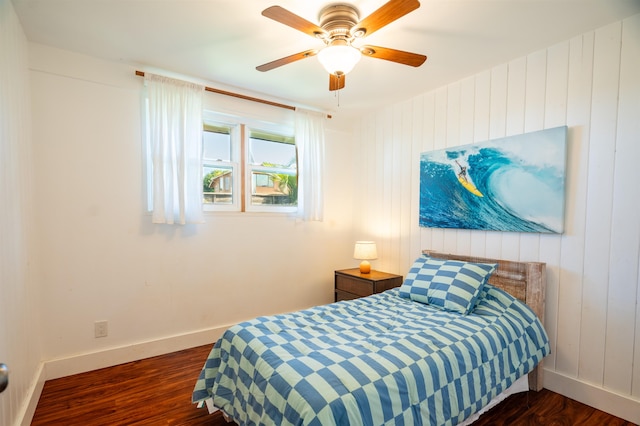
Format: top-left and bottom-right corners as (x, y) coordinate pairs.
(12, 0), (640, 122)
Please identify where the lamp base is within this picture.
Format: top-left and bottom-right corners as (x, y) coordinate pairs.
(359, 260), (371, 274)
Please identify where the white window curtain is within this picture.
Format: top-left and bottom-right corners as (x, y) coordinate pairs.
(144, 73), (204, 224)
(295, 108), (326, 221)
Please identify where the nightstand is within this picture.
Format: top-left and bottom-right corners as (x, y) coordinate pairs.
(334, 269), (403, 302)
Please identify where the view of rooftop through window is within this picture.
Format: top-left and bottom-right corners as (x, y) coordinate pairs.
(202, 123), (297, 210)
(248, 131), (297, 208)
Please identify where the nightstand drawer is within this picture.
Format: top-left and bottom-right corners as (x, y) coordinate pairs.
(335, 289), (361, 302)
(336, 275), (373, 297)
(334, 268), (403, 302)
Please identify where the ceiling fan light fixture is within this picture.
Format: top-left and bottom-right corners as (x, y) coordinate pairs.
(258, 1), (426, 90)
(317, 44), (362, 75)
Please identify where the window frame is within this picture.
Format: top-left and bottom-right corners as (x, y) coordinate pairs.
(245, 126), (297, 213)
(201, 111), (296, 214)
(201, 119), (241, 212)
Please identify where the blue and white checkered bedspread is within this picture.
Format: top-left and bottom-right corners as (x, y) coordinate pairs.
(192, 285), (549, 425)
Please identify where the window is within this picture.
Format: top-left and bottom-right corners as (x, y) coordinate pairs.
(201, 114), (296, 213)
(247, 130), (297, 211)
(202, 123), (239, 210)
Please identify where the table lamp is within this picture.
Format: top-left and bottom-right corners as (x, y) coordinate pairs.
(353, 241), (377, 274)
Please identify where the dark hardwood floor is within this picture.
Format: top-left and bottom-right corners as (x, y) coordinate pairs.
(32, 344), (636, 425)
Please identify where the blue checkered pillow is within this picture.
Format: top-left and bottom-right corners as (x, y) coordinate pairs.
(399, 255), (497, 314)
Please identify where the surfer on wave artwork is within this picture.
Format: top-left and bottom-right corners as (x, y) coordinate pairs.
(455, 159), (468, 182)
(419, 126), (567, 233)
(454, 158), (484, 198)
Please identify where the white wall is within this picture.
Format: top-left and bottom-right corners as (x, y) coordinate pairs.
(353, 14), (640, 424)
(28, 44), (355, 377)
(0, 1), (44, 425)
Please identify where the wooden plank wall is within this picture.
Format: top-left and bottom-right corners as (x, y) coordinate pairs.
(0, 1), (43, 425)
(352, 14), (640, 422)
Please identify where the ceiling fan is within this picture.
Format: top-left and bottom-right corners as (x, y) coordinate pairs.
(256, 0), (427, 91)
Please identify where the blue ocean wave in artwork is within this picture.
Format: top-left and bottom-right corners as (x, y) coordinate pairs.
(419, 128), (566, 233)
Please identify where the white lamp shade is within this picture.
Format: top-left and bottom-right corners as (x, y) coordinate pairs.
(317, 44), (362, 75)
(353, 241), (378, 260)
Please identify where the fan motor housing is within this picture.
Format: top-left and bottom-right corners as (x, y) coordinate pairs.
(319, 4), (359, 36)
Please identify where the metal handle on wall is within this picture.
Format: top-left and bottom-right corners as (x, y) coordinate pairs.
(0, 363), (8, 393)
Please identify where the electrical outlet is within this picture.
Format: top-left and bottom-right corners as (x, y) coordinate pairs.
(94, 321), (108, 338)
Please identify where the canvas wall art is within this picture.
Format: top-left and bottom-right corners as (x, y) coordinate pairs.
(419, 126), (567, 233)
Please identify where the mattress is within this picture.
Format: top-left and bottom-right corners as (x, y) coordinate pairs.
(193, 285), (549, 425)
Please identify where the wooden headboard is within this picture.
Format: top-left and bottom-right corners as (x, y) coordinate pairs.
(423, 250), (546, 391)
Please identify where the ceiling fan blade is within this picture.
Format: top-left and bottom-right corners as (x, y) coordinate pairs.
(360, 45), (427, 67)
(262, 6), (328, 39)
(256, 49), (319, 72)
(351, 0), (420, 38)
(329, 73), (346, 91)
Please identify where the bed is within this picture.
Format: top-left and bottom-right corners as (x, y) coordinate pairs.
(192, 251), (549, 425)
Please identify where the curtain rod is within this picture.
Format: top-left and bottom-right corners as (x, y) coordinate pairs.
(135, 71), (331, 119)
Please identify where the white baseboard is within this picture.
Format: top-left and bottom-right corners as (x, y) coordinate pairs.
(16, 362), (46, 426)
(20, 326), (230, 425)
(544, 369), (640, 424)
(44, 325), (229, 380)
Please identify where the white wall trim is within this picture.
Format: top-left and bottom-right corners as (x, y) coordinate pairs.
(544, 369), (640, 424)
(20, 326), (229, 425)
(43, 326), (229, 381)
(16, 363), (45, 426)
